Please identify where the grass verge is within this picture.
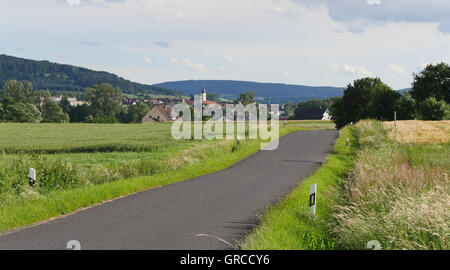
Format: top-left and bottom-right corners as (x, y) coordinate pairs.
(242, 126), (356, 250)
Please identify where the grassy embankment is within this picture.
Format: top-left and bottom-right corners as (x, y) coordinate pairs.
(0, 121), (334, 233)
(243, 120), (449, 250)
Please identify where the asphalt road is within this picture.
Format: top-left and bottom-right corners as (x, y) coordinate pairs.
(0, 130), (339, 250)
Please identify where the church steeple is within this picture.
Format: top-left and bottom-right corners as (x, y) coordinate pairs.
(201, 87), (207, 102)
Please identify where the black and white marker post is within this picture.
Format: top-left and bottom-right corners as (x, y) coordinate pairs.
(29, 168), (36, 187)
(309, 184), (317, 217)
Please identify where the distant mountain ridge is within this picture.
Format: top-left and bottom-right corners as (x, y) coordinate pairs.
(153, 80), (345, 104)
(0, 54), (182, 96)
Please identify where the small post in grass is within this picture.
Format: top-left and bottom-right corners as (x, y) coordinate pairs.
(29, 168), (36, 187)
(346, 137), (349, 147)
(394, 111), (397, 146)
(236, 137), (240, 148)
(309, 184), (317, 217)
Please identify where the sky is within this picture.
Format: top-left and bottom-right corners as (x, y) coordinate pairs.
(1, 0), (450, 89)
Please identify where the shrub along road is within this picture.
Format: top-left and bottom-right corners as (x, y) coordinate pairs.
(0, 130), (338, 250)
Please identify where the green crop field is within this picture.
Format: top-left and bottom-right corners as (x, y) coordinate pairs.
(0, 123), (200, 154)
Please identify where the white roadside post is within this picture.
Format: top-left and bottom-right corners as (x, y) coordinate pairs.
(309, 184), (317, 217)
(29, 168), (36, 187)
(394, 111), (397, 146)
(346, 137), (349, 147)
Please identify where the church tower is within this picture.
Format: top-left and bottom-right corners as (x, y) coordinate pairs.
(201, 87), (207, 102)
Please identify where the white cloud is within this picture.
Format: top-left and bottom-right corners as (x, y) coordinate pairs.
(388, 64), (405, 74)
(170, 57), (178, 63)
(144, 56), (152, 63)
(182, 58), (206, 73)
(221, 56), (247, 68)
(283, 71), (292, 77)
(366, 0), (381, 5)
(67, 0), (81, 5)
(329, 64), (374, 78)
(266, 0), (307, 18)
(329, 63), (339, 71)
(342, 64), (374, 77)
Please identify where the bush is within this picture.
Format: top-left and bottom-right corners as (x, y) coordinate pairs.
(417, 97), (449, 120)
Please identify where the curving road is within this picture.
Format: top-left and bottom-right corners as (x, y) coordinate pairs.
(0, 130), (339, 250)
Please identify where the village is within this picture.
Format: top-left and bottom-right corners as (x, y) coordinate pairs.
(49, 87), (332, 124)
(132, 88), (331, 123)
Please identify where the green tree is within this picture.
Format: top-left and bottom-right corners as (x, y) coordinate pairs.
(417, 97), (449, 120)
(411, 63), (450, 104)
(88, 83), (122, 120)
(42, 101), (69, 123)
(32, 90), (52, 113)
(68, 104), (91, 122)
(395, 91), (416, 120)
(0, 102), (4, 121)
(331, 78), (399, 128)
(1, 80), (34, 103)
(59, 94), (72, 114)
(118, 103), (150, 123)
(236, 91), (256, 106)
(329, 97), (346, 128)
(368, 85), (401, 121)
(5, 103), (42, 123)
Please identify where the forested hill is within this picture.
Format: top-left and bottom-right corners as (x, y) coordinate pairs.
(0, 54), (182, 96)
(153, 80), (345, 103)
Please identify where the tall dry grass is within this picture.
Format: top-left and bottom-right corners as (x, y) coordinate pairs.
(383, 120), (450, 144)
(331, 120), (449, 250)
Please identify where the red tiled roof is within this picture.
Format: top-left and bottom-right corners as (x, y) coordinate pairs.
(202, 100), (218, 105)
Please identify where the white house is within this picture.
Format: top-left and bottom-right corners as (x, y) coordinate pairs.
(322, 109), (332, 121)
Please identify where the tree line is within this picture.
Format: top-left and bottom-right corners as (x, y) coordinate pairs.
(0, 54), (182, 96)
(291, 63), (449, 128)
(0, 81), (152, 124)
(330, 62), (449, 128)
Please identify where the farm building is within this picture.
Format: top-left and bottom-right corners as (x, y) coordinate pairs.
(142, 105), (177, 123)
(322, 109), (332, 120)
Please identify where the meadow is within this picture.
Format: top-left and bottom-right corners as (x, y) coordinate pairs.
(331, 120), (449, 249)
(243, 120), (449, 250)
(0, 120), (334, 232)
